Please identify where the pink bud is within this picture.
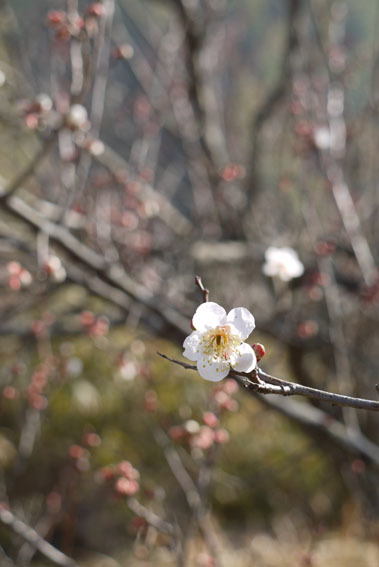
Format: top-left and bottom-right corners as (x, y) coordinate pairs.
(115, 477), (139, 496)
(3, 386), (18, 400)
(47, 10), (66, 26)
(203, 411), (219, 428)
(168, 425), (186, 441)
(117, 460), (140, 481)
(191, 426), (215, 450)
(69, 445), (85, 459)
(222, 378), (238, 395)
(87, 3), (104, 17)
(252, 343), (266, 361)
(214, 428), (230, 444)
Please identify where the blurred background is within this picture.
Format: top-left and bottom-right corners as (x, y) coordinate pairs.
(0, 0), (379, 565)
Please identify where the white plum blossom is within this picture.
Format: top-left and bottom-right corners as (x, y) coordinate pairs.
(183, 302), (257, 382)
(262, 246), (304, 282)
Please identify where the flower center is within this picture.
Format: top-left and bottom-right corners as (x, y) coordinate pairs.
(202, 325), (241, 360)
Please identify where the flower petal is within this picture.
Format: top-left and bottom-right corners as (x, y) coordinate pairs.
(265, 246), (279, 261)
(197, 357), (230, 382)
(183, 331), (203, 361)
(192, 302), (227, 332)
(226, 308), (255, 340)
(229, 343), (257, 373)
(262, 262), (278, 277)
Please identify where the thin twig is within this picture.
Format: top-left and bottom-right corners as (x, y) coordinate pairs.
(194, 275), (209, 302)
(0, 132), (58, 201)
(0, 191), (189, 337)
(127, 497), (176, 536)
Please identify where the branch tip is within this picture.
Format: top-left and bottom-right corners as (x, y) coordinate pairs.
(194, 275), (209, 302)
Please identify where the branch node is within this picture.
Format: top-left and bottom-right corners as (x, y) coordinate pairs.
(194, 275), (209, 302)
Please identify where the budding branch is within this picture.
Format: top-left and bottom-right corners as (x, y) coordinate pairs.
(158, 352), (379, 412)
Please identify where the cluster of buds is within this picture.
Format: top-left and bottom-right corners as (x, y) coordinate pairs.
(68, 444), (90, 472)
(47, 10), (84, 41)
(21, 93), (53, 130)
(6, 261), (32, 290)
(80, 311), (109, 337)
(31, 312), (56, 339)
(211, 378), (239, 412)
(27, 364), (51, 410)
(47, 3), (106, 40)
(101, 460), (140, 496)
(169, 411), (229, 453)
(69, 428), (101, 472)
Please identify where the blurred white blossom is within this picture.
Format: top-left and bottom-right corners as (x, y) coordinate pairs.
(262, 246), (304, 281)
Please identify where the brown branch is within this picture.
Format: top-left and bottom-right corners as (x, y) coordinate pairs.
(158, 353), (379, 412)
(127, 497), (176, 536)
(257, 394), (379, 468)
(0, 191), (189, 338)
(158, 353), (379, 467)
(0, 507), (81, 567)
(194, 275), (209, 302)
(68, 0), (115, 209)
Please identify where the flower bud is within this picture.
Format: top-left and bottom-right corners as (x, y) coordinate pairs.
(252, 343), (266, 362)
(66, 104), (88, 130)
(88, 3), (105, 17)
(47, 10), (66, 26)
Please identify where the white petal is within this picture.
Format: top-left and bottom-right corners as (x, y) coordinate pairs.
(281, 247), (298, 259)
(230, 343), (257, 373)
(291, 260), (304, 277)
(183, 331), (203, 361)
(192, 302), (227, 332)
(265, 246), (279, 261)
(226, 308), (255, 340)
(197, 357), (230, 382)
(262, 262), (277, 277)
(278, 270), (292, 282)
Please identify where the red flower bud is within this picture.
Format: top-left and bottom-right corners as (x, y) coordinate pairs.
(47, 10), (66, 26)
(252, 343), (266, 361)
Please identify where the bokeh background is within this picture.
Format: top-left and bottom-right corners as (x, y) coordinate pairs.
(1, 0), (379, 565)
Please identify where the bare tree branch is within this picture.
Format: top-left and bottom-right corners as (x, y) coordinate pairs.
(0, 507), (81, 567)
(158, 353), (379, 412)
